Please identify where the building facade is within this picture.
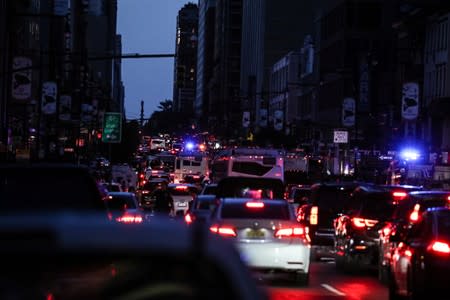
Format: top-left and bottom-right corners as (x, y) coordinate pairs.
(173, 2), (198, 116)
(194, 0), (215, 130)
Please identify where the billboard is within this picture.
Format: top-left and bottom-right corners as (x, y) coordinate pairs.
(342, 97), (355, 127)
(59, 95), (71, 121)
(41, 81), (57, 115)
(11, 56), (32, 101)
(401, 82), (419, 120)
(274, 110), (283, 131)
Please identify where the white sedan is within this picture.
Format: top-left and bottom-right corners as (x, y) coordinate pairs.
(209, 198), (311, 285)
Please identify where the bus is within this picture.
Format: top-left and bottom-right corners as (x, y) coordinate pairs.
(210, 148), (284, 183)
(173, 151), (210, 184)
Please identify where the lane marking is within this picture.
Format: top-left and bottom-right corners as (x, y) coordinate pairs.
(321, 283), (346, 296)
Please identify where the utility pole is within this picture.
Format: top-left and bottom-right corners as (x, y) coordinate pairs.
(140, 100), (144, 129)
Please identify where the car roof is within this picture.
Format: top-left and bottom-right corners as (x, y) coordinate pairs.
(220, 198), (288, 206)
(107, 191), (136, 196)
(409, 190), (450, 196)
(0, 213), (268, 300)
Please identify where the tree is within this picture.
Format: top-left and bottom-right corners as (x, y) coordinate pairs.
(157, 99), (173, 112)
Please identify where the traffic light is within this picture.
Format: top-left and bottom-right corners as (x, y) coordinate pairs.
(96, 132), (102, 139)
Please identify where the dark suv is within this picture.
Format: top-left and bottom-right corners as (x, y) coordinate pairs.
(333, 185), (398, 272)
(377, 190), (450, 284)
(297, 181), (361, 260)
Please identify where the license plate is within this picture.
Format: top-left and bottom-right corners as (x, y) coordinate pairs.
(177, 202), (187, 207)
(246, 229), (264, 239)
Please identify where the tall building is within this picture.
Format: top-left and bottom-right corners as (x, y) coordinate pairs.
(315, 0), (397, 151)
(195, 0), (216, 130)
(173, 3), (198, 116)
(0, 0), (10, 157)
(240, 0), (317, 136)
(208, 0), (242, 137)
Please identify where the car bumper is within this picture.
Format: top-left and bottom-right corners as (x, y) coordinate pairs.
(237, 242), (310, 273)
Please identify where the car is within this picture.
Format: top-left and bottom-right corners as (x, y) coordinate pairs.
(378, 190), (450, 284)
(145, 168), (171, 182)
(136, 178), (169, 210)
(296, 181), (361, 260)
(0, 163), (108, 215)
(105, 191), (144, 224)
(200, 183), (218, 196)
(167, 183), (200, 216)
(0, 213), (269, 300)
(184, 194), (218, 224)
(102, 181), (123, 192)
(389, 207), (450, 299)
(333, 184), (402, 272)
(209, 198), (311, 285)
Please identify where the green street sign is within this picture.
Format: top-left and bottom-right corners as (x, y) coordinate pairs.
(102, 112), (122, 143)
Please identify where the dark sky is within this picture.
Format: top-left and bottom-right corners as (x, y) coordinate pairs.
(117, 0), (191, 121)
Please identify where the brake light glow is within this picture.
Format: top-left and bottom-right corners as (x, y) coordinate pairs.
(310, 206), (318, 225)
(352, 217), (378, 228)
(209, 225), (236, 237)
(246, 201), (264, 208)
(116, 215), (143, 223)
(429, 241), (450, 254)
(409, 203), (421, 222)
(392, 191), (407, 200)
(185, 213), (193, 224)
(175, 185), (188, 190)
(274, 227), (305, 238)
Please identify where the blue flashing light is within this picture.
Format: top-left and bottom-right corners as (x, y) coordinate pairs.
(400, 149), (420, 161)
(185, 142), (195, 151)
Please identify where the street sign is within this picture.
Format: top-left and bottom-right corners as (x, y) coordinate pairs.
(333, 130), (348, 143)
(102, 112), (122, 143)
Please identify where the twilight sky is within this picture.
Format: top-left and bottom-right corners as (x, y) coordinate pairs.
(117, 0), (192, 121)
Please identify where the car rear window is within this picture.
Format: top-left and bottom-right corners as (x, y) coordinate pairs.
(220, 201), (290, 219)
(314, 187), (354, 210)
(359, 193), (396, 219)
(107, 195), (137, 210)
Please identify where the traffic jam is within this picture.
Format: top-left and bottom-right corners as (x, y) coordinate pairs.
(89, 135), (450, 300)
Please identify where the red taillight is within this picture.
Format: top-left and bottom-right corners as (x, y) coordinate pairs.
(274, 226), (305, 238)
(409, 203), (421, 222)
(246, 201), (264, 208)
(116, 214), (143, 223)
(310, 206), (318, 225)
(392, 191), (407, 201)
(381, 225), (391, 236)
(209, 225), (236, 237)
(429, 241), (450, 254)
(185, 213), (193, 224)
(351, 217), (378, 228)
(175, 185), (188, 190)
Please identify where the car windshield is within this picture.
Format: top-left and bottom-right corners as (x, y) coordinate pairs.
(359, 192), (396, 219)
